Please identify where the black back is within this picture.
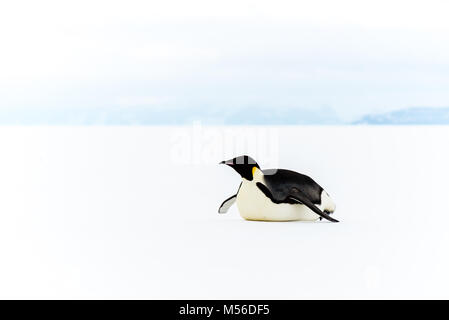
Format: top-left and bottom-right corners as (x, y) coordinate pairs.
(262, 169), (324, 205)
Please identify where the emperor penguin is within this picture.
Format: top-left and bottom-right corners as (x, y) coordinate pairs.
(219, 155), (338, 222)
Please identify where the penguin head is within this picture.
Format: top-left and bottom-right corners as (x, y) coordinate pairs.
(220, 155), (260, 181)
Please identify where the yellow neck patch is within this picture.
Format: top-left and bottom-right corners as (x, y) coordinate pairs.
(252, 166), (258, 177)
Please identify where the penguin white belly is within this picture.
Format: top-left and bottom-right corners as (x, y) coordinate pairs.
(236, 180), (322, 221)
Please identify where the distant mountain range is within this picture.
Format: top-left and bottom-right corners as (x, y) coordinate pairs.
(354, 107), (449, 125)
(0, 106), (448, 125)
(0, 106), (341, 125)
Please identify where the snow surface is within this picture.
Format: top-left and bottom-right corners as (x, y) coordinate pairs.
(0, 126), (449, 299)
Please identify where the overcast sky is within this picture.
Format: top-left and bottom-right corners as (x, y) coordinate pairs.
(1, 0), (449, 120)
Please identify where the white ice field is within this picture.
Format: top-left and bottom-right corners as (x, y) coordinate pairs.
(0, 125), (448, 299)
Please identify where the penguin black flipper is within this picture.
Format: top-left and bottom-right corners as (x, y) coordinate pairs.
(218, 183), (242, 214)
(256, 182), (339, 223)
(287, 192), (339, 223)
(218, 195), (236, 214)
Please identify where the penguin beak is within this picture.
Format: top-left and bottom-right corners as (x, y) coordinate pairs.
(219, 160), (233, 166)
